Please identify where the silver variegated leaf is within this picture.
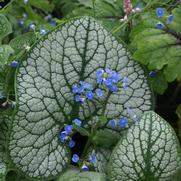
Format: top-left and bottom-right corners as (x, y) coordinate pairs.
(9, 17), (152, 179)
(57, 167), (106, 181)
(108, 111), (181, 181)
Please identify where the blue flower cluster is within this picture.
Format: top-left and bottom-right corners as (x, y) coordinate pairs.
(155, 8), (174, 29)
(59, 119), (82, 148)
(72, 81), (103, 103)
(71, 153), (96, 166)
(109, 118), (128, 129)
(108, 107), (138, 129)
(96, 68), (128, 91)
(72, 69), (129, 103)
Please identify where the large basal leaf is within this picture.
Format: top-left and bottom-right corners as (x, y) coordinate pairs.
(108, 111), (181, 181)
(0, 14), (12, 40)
(0, 116), (9, 181)
(9, 17), (153, 179)
(57, 167), (106, 181)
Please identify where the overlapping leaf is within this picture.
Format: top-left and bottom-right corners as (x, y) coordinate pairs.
(131, 6), (181, 90)
(108, 111), (181, 181)
(9, 17), (152, 179)
(57, 167), (106, 181)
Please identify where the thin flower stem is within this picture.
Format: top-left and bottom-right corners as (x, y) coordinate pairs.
(81, 91), (111, 159)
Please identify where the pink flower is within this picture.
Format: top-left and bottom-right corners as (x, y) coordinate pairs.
(123, 0), (133, 15)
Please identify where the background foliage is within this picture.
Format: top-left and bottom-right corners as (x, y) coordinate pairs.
(0, 0), (181, 180)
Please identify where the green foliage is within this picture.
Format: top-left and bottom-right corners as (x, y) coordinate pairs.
(0, 116), (10, 181)
(108, 111), (181, 181)
(0, 1), (180, 181)
(0, 14), (12, 41)
(130, 6), (181, 94)
(9, 32), (36, 54)
(0, 45), (14, 66)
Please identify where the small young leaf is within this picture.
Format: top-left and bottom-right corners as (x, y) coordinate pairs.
(108, 111), (181, 181)
(93, 129), (119, 148)
(0, 14), (12, 40)
(73, 125), (90, 136)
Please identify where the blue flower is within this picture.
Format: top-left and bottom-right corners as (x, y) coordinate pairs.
(72, 85), (80, 94)
(64, 125), (73, 134)
(96, 68), (104, 84)
(127, 107), (137, 122)
(156, 8), (164, 17)
(89, 154), (96, 164)
(96, 68), (104, 77)
(28, 23), (36, 30)
(156, 22), (164, 29)
(80, 81), (93, 90)
(73, 119), (82, 126)
(104, 79), (113, 87)
(49, 19), (57, 26)
(109, 119), (116, 128)
(149, 71), (157, 77)
(9, 60), (18, 68)
(40, 29), (47, 35)
(81, 164), (89, 171)
(75, 95), (85, 103)
(0, 47), (3, 53)
(167, 15), (174, 24)
(23, 0), (29, 4)
(69, 140), (75, 148)
(72, 154), (79, 163)
(85, 91), (94, 100)
(119, 118), (128, 128)
(109, 70), (121, 83)
(122, 77), (129, 90)
(109, 84), (118, 92)
(59, 131), (68, 143)
(96, 89), (103, 97)
(18, 19), (24, 28)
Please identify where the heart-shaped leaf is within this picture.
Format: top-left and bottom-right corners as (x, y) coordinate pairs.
(57, 167), (106, 181)
(108, 111), (181, 181)
(9, 17), (153, 179)
(0, 14), (12, 41)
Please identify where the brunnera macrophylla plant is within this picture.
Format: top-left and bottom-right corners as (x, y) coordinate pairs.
(1, 17), (179, 181)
